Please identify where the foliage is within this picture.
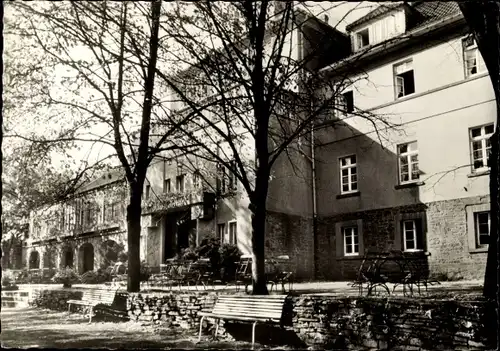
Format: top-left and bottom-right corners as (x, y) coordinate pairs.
(180, 247), (199, 261)
(52, 267), (80, 286)
(80, 269), (112, 284)
(194, 238), (240, 281)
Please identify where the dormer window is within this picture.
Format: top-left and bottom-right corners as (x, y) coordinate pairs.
(463, 35), (486, 78)
(356, 28), (370, 49)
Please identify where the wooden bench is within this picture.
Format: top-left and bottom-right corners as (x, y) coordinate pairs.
(198, 294), (288, 348)
(67, 288), (118, 323)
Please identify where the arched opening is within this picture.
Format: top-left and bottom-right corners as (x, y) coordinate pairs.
(29, 250), (40, 269)
(60, 246), (74, 268)
(78, 243), (94, 274)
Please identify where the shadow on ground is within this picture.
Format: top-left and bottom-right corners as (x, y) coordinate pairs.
(1, 308), (299, 350)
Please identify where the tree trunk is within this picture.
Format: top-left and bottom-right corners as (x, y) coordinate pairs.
(250, 166), (270, 295)
(458, 3), (500, 348)
(250, 199), (268, 295)
(126, 186), (142, 292)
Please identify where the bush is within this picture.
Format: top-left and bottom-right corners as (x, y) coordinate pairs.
(2, 274), (12, 287)
(80, 269), (112, 284)
(219, 243), (241, 282)
(181, 247), (199, 261)
(52, 267), (80, 286)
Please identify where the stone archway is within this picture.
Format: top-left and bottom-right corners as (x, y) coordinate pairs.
(78, 243), (94, 274)
(60, 245), (74, 269)
(29, 250), (40, 269)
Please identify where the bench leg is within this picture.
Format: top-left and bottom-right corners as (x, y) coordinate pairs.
(214, 318), (220, 340)
(198, 316), (206, 342)
(68, 304), (71, 313)
(251, 321), (258, 349)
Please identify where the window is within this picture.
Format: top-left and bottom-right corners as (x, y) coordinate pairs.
(217, 161), (237, 193)
(474, 211), (490, 247)
(145, 185), (150, 200)
(463, 36), (486, 77)
(356, 28), (370, 49)
(335, 219), (363, 257)
(176, 174), (185, 192)
(193, 171), (202, 189)
(398, 141), (419, 184)
(229, 221), (237, 245)
(164, 178), (171, 193)
(394, 60), (415, 98)
(470, 124), (493, 171)
(335, 91), (354, 117)
(342, 226), (359, 256)
(402, 219), (424, 251)
(339, 155), (358, 194)
(218, 223), (226, 242)
(466, 203), (490, 252)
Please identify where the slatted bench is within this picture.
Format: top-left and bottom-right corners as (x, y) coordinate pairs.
(198, 294), (288, 348)
(67, 288), (118, 323)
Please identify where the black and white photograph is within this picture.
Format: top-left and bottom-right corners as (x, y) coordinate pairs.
(1, 1), (499, 349)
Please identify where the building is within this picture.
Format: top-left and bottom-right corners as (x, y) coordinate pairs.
(26, 2), (494, 282)
(26, 170), (128, 274)
(313, 1), (495, 280)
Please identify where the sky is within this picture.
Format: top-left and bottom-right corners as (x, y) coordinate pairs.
(5, 1), (379, 180)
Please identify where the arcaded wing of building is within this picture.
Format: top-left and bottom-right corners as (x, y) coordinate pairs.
(26, 2), (494, 281)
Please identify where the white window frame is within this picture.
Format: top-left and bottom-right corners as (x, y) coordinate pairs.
(339, 155), (358, 194)
(474, 211), (490, 248)
(393, 59), (415, 99)
(462, 35), (486, 78)
(218, 223), (226, 243)
(466, 203), (490, 252)
(335, 219), (363, 258)
(397, 141), (419, 184)
(228, 221), (237, 245)
(402, 219), (422, 252)
(342, 226), (359, 256)
(394, 212), (427, 252)
(470, 124), (493, 172)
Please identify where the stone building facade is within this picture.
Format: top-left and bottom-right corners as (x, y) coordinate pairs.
(312, 2), (494, 281)
(26, 3), (494, 282)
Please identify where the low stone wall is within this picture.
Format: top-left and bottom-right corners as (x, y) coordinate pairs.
(29, 288), (128, 318)
(30, 289), (83, 311)
(127, 292), (492, 349)
(29, 288), (493, 349)
(292, 295), (492, 349)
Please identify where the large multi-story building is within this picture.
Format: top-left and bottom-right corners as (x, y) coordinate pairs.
(313, 1), (494, 280)
(26, 2), (494, 282)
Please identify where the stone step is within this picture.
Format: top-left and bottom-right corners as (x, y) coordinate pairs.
(2, 301), (28, 308)
(2, 291), (30, 297)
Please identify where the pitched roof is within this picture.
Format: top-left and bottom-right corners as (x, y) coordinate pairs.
(346, 3), (405, 31)
(410, 1), (460, 30)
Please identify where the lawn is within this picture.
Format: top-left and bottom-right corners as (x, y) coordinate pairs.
(1, 307), (294, 350)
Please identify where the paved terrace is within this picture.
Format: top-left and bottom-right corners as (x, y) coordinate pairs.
(18, 279), (484, 296)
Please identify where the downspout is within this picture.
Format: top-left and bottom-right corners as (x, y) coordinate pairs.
(310, 111), (318, 280)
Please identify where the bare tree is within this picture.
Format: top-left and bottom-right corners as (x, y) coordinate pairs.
(151, 1), (396, 294)
(4, 0), (187, 292)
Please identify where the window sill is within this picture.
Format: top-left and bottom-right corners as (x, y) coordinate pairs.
(336, 255), (363, 260)
(467, 170), (490, 178)
(469, 247), (488, 254)
(395, 92), (416, 101)
(336, 191), (361, 199)
(394, 181), (425, 190)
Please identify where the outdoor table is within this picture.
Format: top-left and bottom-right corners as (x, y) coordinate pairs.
(354, 252), (413, 296)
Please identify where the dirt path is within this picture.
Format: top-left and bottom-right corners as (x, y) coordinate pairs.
(1, 307), (264, 349)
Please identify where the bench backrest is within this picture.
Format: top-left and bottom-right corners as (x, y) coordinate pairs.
(81, 289), (117, 305)
(211, 295), (287, 322)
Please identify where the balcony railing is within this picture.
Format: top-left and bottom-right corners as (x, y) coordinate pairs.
(142, 189), (208, 214)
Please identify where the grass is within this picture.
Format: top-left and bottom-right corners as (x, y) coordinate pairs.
(1, 307), (298, 350)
